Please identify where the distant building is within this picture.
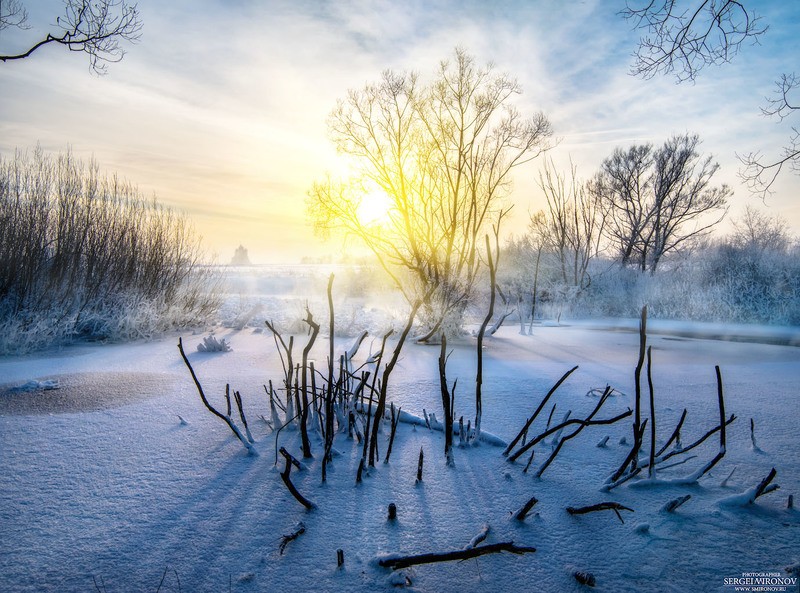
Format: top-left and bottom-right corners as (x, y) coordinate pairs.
(230, 245), (252, 266)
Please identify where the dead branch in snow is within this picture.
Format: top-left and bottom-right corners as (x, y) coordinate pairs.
(232, 388), (254, 444)
(378, 541), (536, 570)
(646, 346), (656, 478)
(503, 365), (579, 456)
(655, 408), (687, 457)
(507, 402), (632, 464)
(279, 447), (315, 510)
(681, 365), (729, 482)
(177, 338), (256, 455)
(662, 494), (691, 513)
(475, 230), (502, 439)
(512, 496), (539, 521)
(279, 522), (306, 555)
(753, 467), (779, 500)
(632, 306), (647, 473)
(535, 387), (615, 477)
(369, 300), (422, 467)
(384, 403), (401, 464)
(299, 309), (320, 458)
(567, 502), (634, 524)
(438, 333), (456, 465)
(465, 524), (490, 549)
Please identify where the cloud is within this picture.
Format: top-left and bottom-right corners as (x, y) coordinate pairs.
(1, 0), (798, 262)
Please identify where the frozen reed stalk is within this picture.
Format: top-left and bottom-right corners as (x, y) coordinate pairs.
(337, 549), (344, 568)
(512, 496), (539, 521)
(384, 403), (401, 464)
(596, 436), (609, 448)
(388, 503), (397, 521)
(416, 447), (424, 483)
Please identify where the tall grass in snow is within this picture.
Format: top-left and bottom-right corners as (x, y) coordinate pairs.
(0, 147), (219, 353)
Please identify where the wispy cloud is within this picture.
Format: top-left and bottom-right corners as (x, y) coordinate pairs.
(1, 0), (798, 262)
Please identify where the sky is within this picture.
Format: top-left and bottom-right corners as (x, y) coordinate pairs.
(1, 0), (798, 264)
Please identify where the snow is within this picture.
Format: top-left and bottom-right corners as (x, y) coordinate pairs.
(1, 279), (799, 592)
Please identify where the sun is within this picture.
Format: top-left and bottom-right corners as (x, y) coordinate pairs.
(356, 188), (393, 226)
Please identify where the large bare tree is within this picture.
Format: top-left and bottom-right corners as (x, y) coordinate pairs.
(0, 0), (141, 74)
(308, 49), (553, 339)
(622, 1), (797, 197)
(591, 133), (731, 272)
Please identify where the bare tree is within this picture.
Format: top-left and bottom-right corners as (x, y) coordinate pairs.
(0, 0), (141, 74)
(591, 133), (730, 272)
(727, 204), (793, 253)
(530, 158), (604, 290)
(623, 0), (767, 83)
(307, 48), (553, 339)
(0, 0), (28, 32)
(739, 73), (800, 198)
(622, 2), (799, 196)
(588, 143), (654, 269)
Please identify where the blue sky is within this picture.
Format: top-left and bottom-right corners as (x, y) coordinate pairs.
(1, 0), (798, 263)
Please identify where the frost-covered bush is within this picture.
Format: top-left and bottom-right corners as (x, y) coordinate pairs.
(499, 230), (799, 325)
(197, 335), (232, 353)
(567, 244), (800, 324)
(0, 147), (220, 354)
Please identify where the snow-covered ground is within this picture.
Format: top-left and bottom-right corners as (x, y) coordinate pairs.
(1, 270), (798, 592)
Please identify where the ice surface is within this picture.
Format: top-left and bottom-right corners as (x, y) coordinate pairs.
(1, 269), (798, 592)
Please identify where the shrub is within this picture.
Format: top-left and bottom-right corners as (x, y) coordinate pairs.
(0, 146), (220, 353)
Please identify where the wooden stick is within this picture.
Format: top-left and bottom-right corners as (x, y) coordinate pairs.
(753, 467), (778, 500)
(655, 408), (687, 457)
(384, 403), (401, 464)
(279, 447), (315, 510)
(647, 346), (656, 479)
(662, 494), (691, 513)
(278, 522), (306, 555)
(567, 502), (634, 524)
(512, 496), (539, 521)
(438, 333), (454, 463)
(632, 305), (648, 472)
(378, 541), (536, 570)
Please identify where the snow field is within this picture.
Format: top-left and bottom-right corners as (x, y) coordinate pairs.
(1, 324), (798, 592)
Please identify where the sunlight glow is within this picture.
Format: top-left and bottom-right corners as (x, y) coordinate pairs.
(356, 188), (393, 226)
